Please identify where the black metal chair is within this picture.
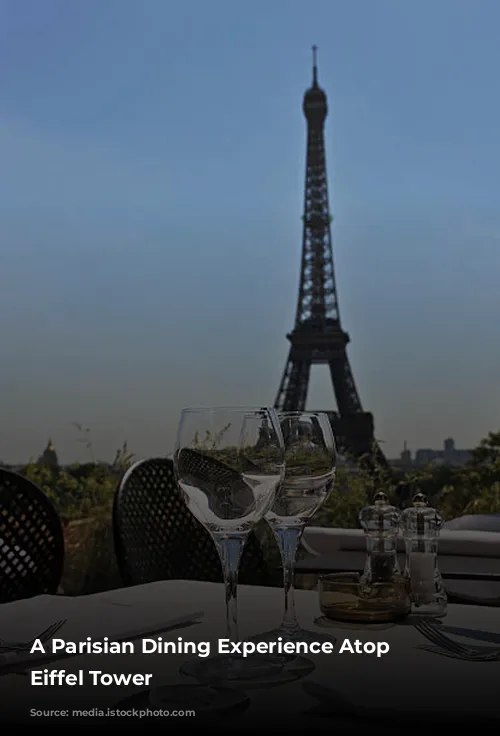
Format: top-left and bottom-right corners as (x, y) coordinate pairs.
(0, 468), (65, 603)
(113, 457), (273, 587)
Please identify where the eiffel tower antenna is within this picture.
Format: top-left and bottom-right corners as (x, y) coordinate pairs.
(312, 45), (318, 84)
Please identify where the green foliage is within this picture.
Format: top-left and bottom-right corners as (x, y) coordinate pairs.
(191, 425), (284, 470)
(22, 438), (134, 522)
(23, 462), (113, 520)
(12, 425), (500, 594)
(193, 425), (232, 452)
(470, 431), (500, 466)
(17, 429), (136, 595)
(320, 433), (500, 528)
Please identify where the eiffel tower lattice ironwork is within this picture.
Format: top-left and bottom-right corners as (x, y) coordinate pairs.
(275, 48), (384, 463)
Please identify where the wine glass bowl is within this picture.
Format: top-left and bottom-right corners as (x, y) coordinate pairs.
(176, 443), (284, 533)
(266, 414), (336, 526)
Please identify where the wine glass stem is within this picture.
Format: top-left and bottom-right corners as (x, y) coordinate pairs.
(213, 534), (246, 643)
(274, 526), (303, 632)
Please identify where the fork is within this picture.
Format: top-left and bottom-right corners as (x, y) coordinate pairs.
(414, 619), (500, 660)
(0, 620), (66, 653)
(418, 644), (500, 662)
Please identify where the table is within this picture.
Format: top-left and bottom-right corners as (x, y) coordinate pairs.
(0, 581), (499, 726)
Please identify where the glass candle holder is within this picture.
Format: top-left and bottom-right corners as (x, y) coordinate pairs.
(319, 571), (411, 624)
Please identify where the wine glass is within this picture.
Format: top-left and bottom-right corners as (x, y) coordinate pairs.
(257, 412), (337, 652)
(173, 407), (286, 684)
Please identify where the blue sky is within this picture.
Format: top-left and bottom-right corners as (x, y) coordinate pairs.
(1, 0), (500, 463)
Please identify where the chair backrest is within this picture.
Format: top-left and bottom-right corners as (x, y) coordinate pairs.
(113, 457), (272, 587)
(0, 468), (65, 603)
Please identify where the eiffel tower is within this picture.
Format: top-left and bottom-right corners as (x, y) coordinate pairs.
(275, 48), (384, 463)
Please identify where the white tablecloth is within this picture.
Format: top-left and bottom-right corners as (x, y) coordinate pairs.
(0, 581), (498, 725)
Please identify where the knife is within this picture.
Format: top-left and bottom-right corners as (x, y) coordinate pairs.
(0, 611), (204, 677)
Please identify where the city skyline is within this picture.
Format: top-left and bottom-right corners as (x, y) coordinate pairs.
(1, 433), (471, 469)
(1, 0), (500, 463)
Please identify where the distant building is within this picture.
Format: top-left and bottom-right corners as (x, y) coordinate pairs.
(389, 441), (414, 470)
(389, 438), (472, 468)
(415, 438), (471, 467)
(37, 438), (59, 467)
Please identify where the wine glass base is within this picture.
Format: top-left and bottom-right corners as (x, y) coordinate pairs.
(179, 653), (295, 688)
(314, 615), (396, 631)
(148, 682), (251, 717)
(247, 625), (336, 675)
(251, 625), (337, 646)
(106, 681), (251, 725)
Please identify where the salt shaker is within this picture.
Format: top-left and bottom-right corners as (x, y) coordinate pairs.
(359, 491), (401, 584)
(400, 492), (447, 617)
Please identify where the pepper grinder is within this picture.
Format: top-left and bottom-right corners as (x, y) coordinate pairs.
(359, 491), (401, 584)
(400, 492), (447, 617)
